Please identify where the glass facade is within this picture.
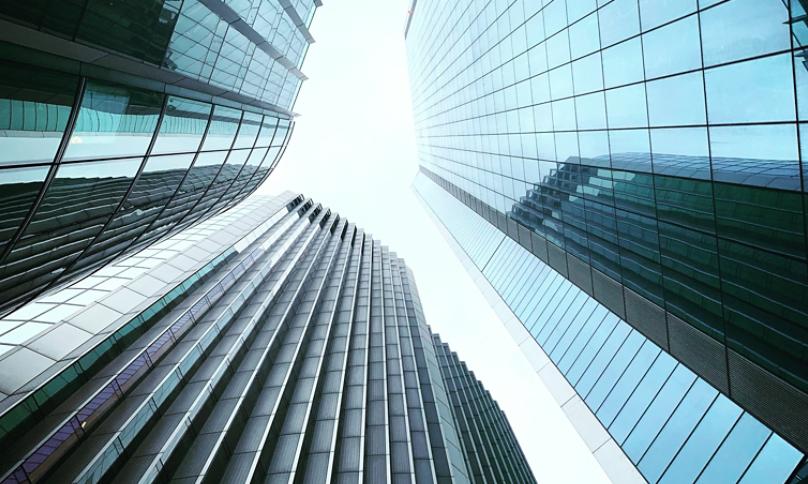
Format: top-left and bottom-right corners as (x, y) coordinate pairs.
(414, 173), (805, 484)
(406, 0), (808, 481)
(0, 0), (317, 318)
(0, 0), (312, 111)
(0, 193), (535, 484)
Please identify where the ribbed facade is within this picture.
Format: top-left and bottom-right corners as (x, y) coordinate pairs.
(0, 0), (319, 318)
(0, 193), (536, 484)
(405, 0), (808, 482)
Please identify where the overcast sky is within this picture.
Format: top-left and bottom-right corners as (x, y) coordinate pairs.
(258, 1), (611, 482)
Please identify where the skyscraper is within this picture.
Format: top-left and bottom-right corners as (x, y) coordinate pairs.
(0, 193), (536, 484)
(406, 0), (808, 482)
(0, 0), (318, 318)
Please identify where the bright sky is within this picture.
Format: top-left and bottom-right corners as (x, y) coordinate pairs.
(259, 1), (611, 482)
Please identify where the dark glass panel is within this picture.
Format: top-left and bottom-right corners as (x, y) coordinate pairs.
(714, 183), (805, 259)
(76, 0), (182, 66)
(80, 154), (194, 269)
(613, 170), (656, 217)
(0, 158), (140, 309)
(584, 198), (622, 281)
(654, 176), (714, 234)
(0, 61), (79, 166)
(0, 166), (49, 251)
(720, 239), (808, 390)
(616, 209), (663, 305)
(658, 221), (723, 338)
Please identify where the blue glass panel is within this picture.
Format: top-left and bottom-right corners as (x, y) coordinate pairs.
(65, 80), (162, 162)
(556, 305), (609, 373)
(623, 364), (696, 461)
(695, 414), (771, 484)
(700, 0), (790, 67)
(609, 351), (677, 444)
(579, 131), (611, 164)
(567, 313), (620, 385)
(646, 72), (706, 127)
(658, 395), (743, 484)
(639, 0), (697, 31)
(572, 53), (604, 95)
(597, 340), (661, 427)
(547, 31), (571, 70)
(151, 96), (211, 155)
(549, 298), (599, 361)
(540, 291), (590, 349)
(569, 12), (600, 59)
(642, 15), (701, 79)
(585, 330), (644, 409)
(598, 0), (640, 47)
(575, 321), (631, 396)
(602, 37), (645, 88)
(543, 0), (568, 36)
(709, 124), (800, 191)
(606, 84), (649, 129)
(704, 54), (796, 124)
(514, 267), (554, 318)
(549, 64), (574, 100)
(575, 92), (607, 129)
(638, 379), (718, 482)
(609, 129), (651, 172)
(529, 282), (575, 337)
(737, 434), (803, 484)
(552, 99), (577, 131)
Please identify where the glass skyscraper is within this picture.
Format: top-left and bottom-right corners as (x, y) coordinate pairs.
(0, 193), (536, 484)
(406, 0), (808, 482)
(0, 0), (317, 318)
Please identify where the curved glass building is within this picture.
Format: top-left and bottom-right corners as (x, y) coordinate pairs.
(0, 0), (317, 318)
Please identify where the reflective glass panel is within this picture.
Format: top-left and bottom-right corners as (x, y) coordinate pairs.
(201, 105), (242, 151)
(0, 62), (79, 166)
(64, 80), (163, 162)
(151, 96), (211, 155)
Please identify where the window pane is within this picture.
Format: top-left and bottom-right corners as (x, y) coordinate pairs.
(0, 62), (79, 166)
(64, 80), (163, 162)
(599, 0), (640, 47)
(255, 116), (279, 148)
(709, 124), (800, 191)
(642, 15), (701, 79)
(0, 166), (49, 249)
(201, 105), (242, 151)
(606, 84), (648, 129)
(700, 0), (790, 67)
(639, 0), (697, 31)
(738, 434), (803, 484)
(233, 111), (262, 149)
(658, 395), (742, 484)
(650, 128), (710, 179)
(695, 414), (771, 484)
(151, 96), (211, 155)
(646, 72), (706, 127)
(623, 364), (696, 461)
(637, 379), (717, 482)
(705, 54), (796, 124)
(602, 38), (644, 88)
